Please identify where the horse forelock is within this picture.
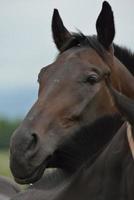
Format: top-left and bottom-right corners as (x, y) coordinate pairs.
(60, 32), (107, 60)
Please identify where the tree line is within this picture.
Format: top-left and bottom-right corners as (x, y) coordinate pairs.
(0, 118), (21, 149)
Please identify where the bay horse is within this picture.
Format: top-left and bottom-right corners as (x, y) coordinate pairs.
(10, 1), (134, 187)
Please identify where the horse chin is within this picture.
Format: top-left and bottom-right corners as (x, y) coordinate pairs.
(14, 163), (46, 185)
(13, 156), (53, 185)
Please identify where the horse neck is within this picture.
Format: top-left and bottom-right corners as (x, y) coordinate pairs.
(72, 123), (134, 200)
(111, 57), (134, 99)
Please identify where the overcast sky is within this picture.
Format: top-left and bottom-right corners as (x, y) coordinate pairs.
(0, 0), (134, 117)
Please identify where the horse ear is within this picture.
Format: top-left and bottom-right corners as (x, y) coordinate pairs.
(106, 78), (134, 125)
(96, 1), (115, 50)
(52, 9), (72, 51)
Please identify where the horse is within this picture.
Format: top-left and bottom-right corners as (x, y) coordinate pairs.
(0, 176), (20, 200)
(10, 80), (134, 200)
(10, 0), (134, 189)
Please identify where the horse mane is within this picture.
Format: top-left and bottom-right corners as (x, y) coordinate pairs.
(113, 44), (134, 75)
(62, 32), (134, 76)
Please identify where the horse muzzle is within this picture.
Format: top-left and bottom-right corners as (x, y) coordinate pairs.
(10, 127), (53, 184)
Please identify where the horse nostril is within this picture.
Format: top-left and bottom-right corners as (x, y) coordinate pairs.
(27, 132), (39, 153)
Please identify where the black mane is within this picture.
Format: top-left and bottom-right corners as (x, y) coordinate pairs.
(114, 44), (134, 75)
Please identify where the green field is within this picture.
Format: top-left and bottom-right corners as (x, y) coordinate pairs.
(0, 118), (20, 178)
(0, 150), (12, 178)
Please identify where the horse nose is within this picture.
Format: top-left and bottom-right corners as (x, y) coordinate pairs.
(26, 132), (39, 155)
(23, 132), (40, 158)
(10, 129), (40, 159)
(10, 130), (41, 178)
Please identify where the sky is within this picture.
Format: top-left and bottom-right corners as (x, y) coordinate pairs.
(0, 0), (134, 118)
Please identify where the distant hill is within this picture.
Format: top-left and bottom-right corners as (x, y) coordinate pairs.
(0, 86), (37, 119)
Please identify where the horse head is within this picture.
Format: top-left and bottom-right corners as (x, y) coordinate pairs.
(10, 1), (134, 184)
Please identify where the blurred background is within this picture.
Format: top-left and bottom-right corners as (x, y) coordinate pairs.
(0, 0), (134, 178)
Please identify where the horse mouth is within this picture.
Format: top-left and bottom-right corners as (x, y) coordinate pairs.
(14, 156), (52, 184)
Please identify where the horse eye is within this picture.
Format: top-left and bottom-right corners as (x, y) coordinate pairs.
(84, 74), (98, 85)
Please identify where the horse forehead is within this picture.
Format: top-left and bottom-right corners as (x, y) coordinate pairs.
(41, 48), (108, 83)
(57, 47), (108, 71)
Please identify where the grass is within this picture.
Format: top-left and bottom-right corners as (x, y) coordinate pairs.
(0, 150), (12, 178)
(0, 150), (25, 190)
